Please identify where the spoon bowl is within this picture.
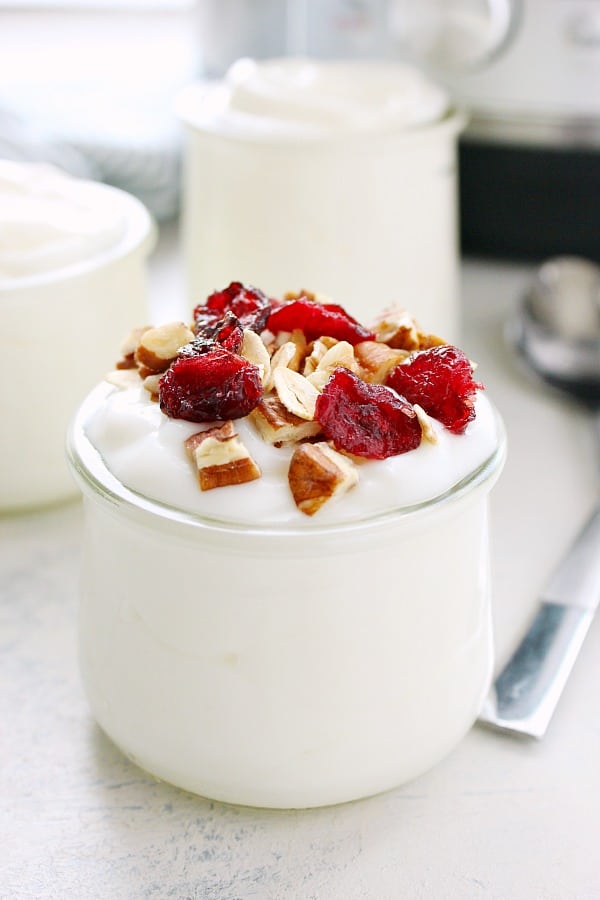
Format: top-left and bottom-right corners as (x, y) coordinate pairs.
(512, 256), (600, 408)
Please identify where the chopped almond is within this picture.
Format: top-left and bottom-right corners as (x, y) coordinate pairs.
(135, 322), (195, 373)
(354, 341), (410, 384)
(248, 396), (322, 445)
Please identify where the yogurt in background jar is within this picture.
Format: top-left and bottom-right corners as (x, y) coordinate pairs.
(178, 59), (464, 339)
(0, 160), (155, 512)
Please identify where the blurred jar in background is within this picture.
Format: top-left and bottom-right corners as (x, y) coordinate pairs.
(178, 58), (465, 338)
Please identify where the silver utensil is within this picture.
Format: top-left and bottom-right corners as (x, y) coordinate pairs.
(479, 256), (600, 738)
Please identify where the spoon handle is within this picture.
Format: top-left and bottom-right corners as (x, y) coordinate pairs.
(479, 503), (600, 738)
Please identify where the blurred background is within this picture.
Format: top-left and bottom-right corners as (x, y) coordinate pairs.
(1, 0), (599, 260)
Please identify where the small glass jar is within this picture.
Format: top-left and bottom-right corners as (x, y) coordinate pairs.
(68, 385), (505, 809)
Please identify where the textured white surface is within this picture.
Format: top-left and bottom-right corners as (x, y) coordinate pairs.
(1, 226), (599, 899)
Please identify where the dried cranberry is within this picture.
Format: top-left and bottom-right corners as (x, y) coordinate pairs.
(194, 282), (271, 334)
(267, 299), (374, 345)
(182, 312), (244, 356)
(159, 347), (263, 422)
(314, 368), (422, 459)
(386, 345), (482, 434)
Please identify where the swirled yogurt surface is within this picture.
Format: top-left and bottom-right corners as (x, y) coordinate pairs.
(84, 382), (499, 529)
(0, 159), (127, 280)
(177, 58), (450, 141)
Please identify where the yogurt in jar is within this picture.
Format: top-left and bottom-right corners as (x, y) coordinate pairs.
(178, 59), (464, 339)
(0, 160), (155, 512)
(68, 293), (505, 808)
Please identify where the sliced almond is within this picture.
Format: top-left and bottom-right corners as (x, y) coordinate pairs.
(105, 369), (141, 390)
(302, 337), (339, 377)
(413, 404), (438, 444)
(119, 326), (151, 359)
(240, 329), (271, 387)
(184, 422), (260, 491)
(354, 341), (410, 384)
(306, 340), (357, 391)
(142, 372), (162, 401)
(135, 322), (195, 373)
(417, 331), (446, 350)
(273, 367), (319, 421)
(248, 396), (322, 445)
(288, 442), (358, 516)
(369, 307), (421, 350)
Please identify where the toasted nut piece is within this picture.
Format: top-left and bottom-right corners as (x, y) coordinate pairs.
(417, 331), (446, 350)
(115, 354), (138, 371)
(248, 396), (322, 445)
(265, 339), (302, 391)
(283, 289), (334, 306)
(135, 322), (195, 373)
(273, 367), (320, 420)
(288, 329), (308, 370)
(119, 326), (151, 358)
(369, 307), (421, 350)
(270, 340), (296, 369)
(354, 341), (410, 384)
(142, 372), (162, 401)
(413, 404), (438, 444)
(105, 369), (141, 390)
(241, 329), (271, 387)
(184, 422), (261, 491)
(306, 340), (358, 391)
(302, 337), (339, 376)
(318, 340), (356, 372)
(288, 442), (358, 516)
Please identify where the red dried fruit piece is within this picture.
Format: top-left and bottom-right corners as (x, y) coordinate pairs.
(386, 345), (483, 434)
(315, 368), (422, 459)
(194, 282), (272, 334)
(267, 299), (374, 345)
(159, 347), (263, 422)
(183, 312), (244, 356)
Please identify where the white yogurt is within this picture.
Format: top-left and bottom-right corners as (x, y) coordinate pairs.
(0, 159), (127, 280)
(0, 161), (155, 512)
(85, 380), (499, 527)
(69, 373), (505, 808)
(178, 59), (464, 339)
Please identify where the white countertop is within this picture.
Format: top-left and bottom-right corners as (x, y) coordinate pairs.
(2, 225), (599, 900)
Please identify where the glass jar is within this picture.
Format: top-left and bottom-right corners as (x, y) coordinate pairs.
(68, 385), (505, 808)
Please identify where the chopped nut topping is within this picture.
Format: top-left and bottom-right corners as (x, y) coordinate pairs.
(354, 341), (410, 384)
(273, 367), (320, 421)
(302, 337), (339, 376)
(142, 373), (162, 401)
(135, 322), (195, 373)
(288, 442), (358, 516)
(413, 404), (438, 444)
(248, 396), (322, 445)
(184, 422), (260, 491)
(240, 329), (271, 387)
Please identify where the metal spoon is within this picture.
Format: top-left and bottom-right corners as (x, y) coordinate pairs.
(479, 256), (600, 738)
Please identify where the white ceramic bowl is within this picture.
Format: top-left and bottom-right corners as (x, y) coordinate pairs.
(68, 386), (505, 809)
(0, 184), (155, 512)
